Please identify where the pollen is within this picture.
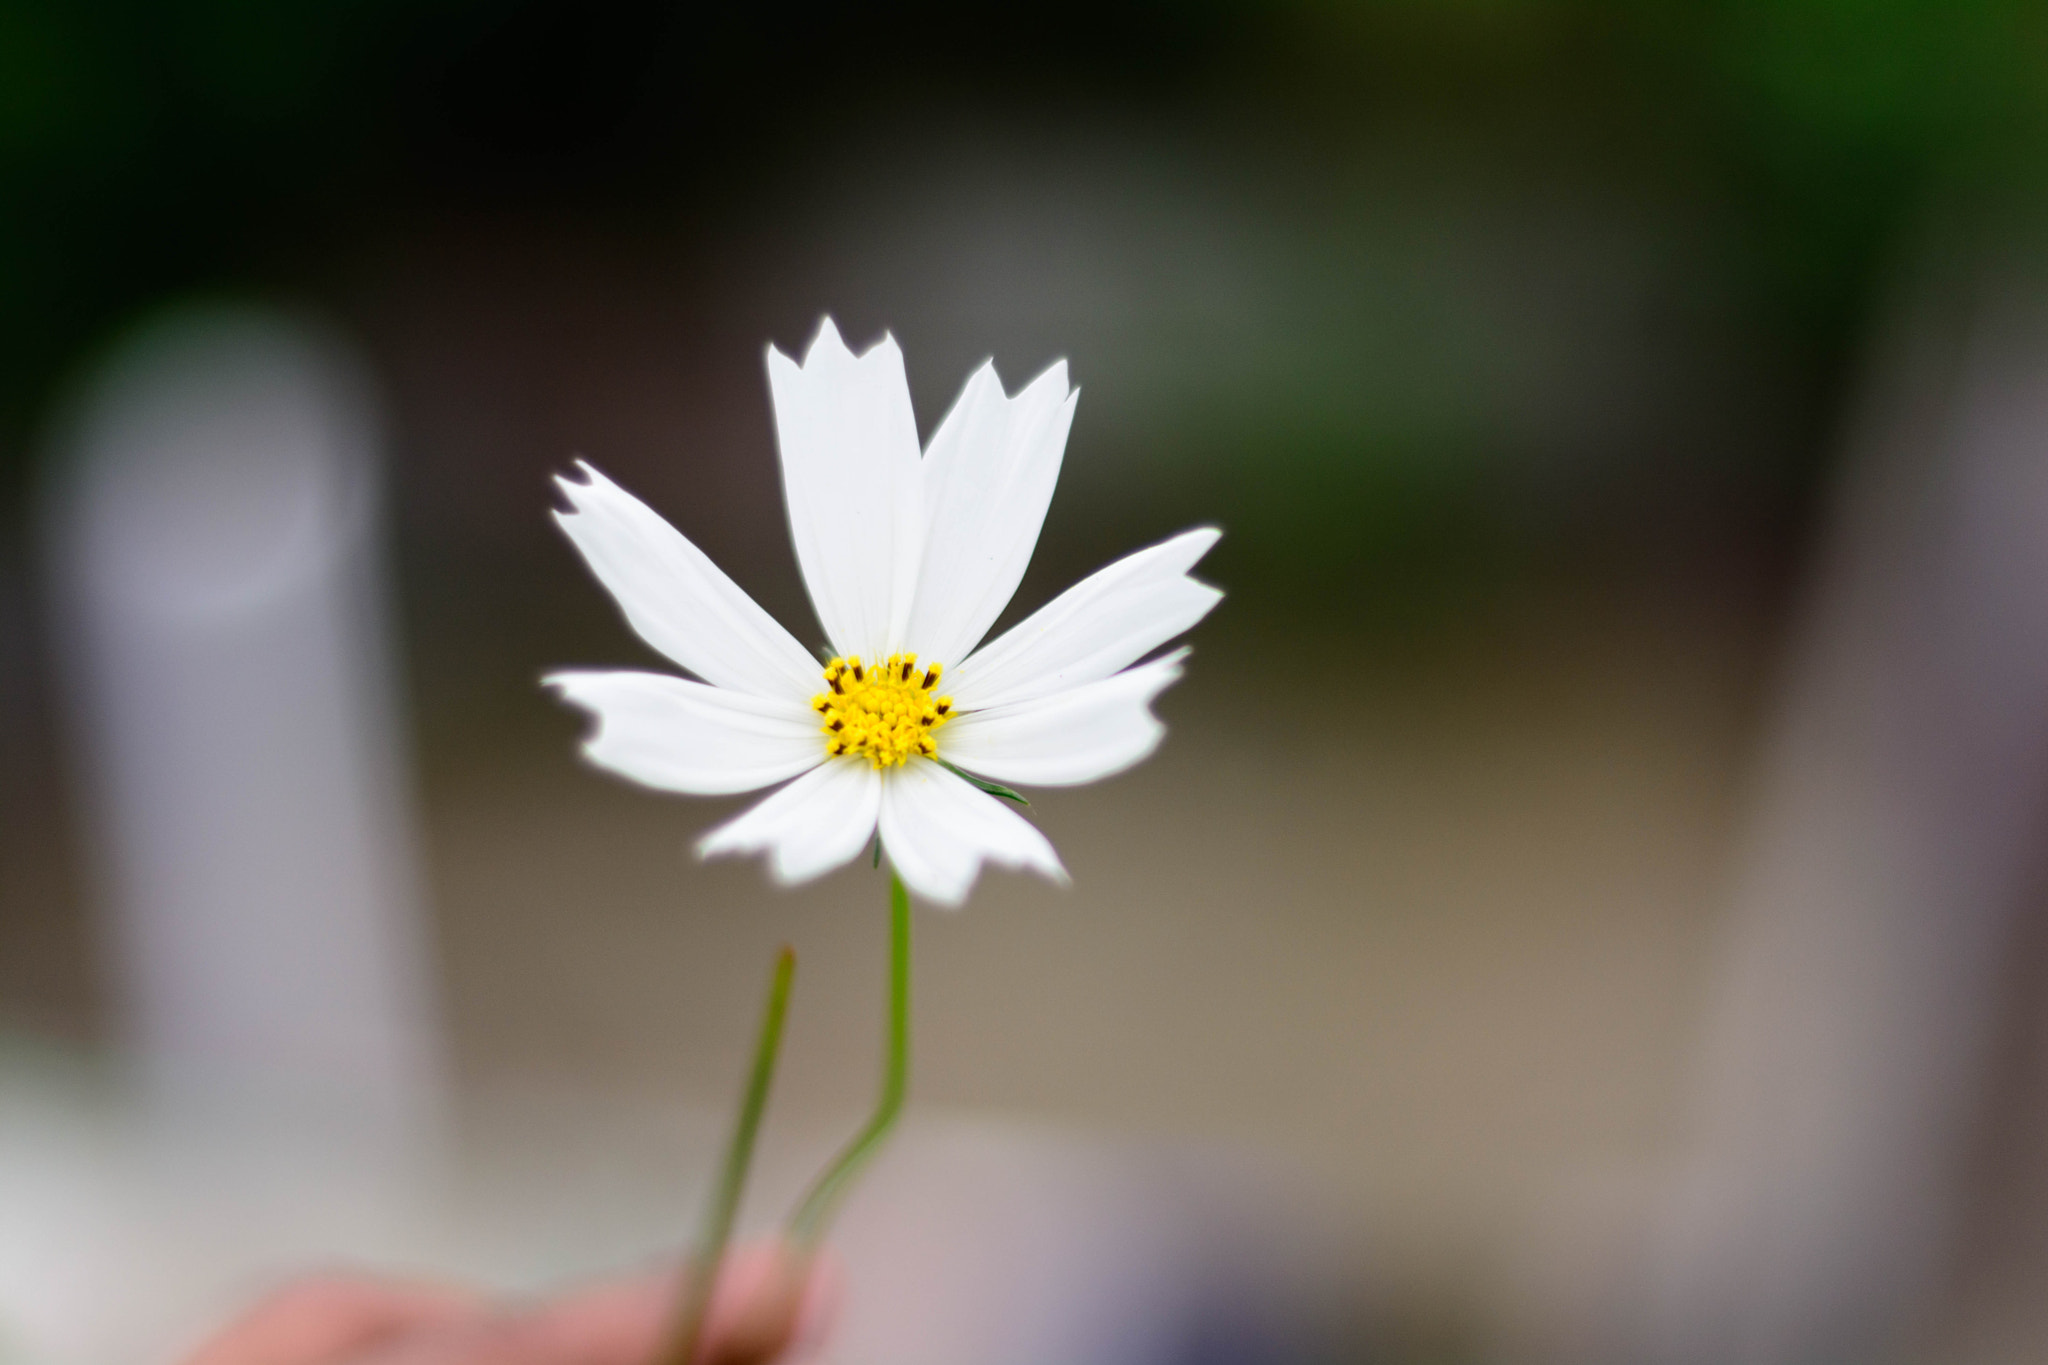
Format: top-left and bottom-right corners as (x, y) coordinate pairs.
(812, 653), (953, 769)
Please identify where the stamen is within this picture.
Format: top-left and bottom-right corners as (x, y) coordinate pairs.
(811, 651), (954, 770)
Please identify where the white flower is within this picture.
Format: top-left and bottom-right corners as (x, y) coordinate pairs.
(546, 318), (1221, 906)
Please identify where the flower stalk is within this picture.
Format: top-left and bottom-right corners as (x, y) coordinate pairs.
(660, 945), (796, 1365)
(787, 870), (911, 1246)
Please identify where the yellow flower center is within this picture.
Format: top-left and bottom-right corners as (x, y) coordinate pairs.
(813, 653), (953, 769)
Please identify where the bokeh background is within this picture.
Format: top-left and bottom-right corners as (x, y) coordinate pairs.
(5, 3), (2048, 1363)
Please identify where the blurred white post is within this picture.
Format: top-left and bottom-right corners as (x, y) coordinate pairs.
(44, 306), (444, 1148)
(1644, 253), (2048, 1364)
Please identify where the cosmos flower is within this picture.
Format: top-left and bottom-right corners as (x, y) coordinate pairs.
(547, 319), (1221, 906)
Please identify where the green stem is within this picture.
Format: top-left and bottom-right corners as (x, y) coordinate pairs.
(787, 870), (911, 1246)
(659, 945), (796, 1365)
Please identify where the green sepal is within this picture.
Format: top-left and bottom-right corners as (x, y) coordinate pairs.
(938, 760), (1029, 806)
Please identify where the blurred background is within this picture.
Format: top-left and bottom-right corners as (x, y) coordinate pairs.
(4, 2), (2048, 1363)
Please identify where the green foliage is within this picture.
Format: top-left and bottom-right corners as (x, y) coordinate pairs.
(1, 0), (2043, 509)
(938, 761), (1030, 806)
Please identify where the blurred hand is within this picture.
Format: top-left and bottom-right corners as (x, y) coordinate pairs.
(179, 1243), (833, 1365)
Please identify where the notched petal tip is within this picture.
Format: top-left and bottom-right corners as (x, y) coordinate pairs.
(801, 315), (853, 365)
(1173, 527), (1227, 596)
(540, 668), (612, 709)
(791, 316), (907, 370)
(968, 354), (1074, 403)
(694, 819), (741, 860)
(1023, 356), (1073, 400)
(548, 459), (601, 514)
(545, 681), (636, 771)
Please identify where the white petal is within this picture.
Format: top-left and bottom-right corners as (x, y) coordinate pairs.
(547, 670), (824, 795)
(767, 319), (925, 663)
(698, 757), (882, 885)
(553, 462), (822, 700)
(905, 358), (1076, 667)
(941, 648), (1188, 787)
(948, 528), (1222, 709)
(877, 758), (1066, 907)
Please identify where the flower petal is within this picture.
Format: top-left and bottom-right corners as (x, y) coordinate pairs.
(940, 647), (1188, 787)
(905, 358), (1076, 667)
(698, 757), (882, 885)
(947, 528), (1222, 709)
(553, 463), (822, 700)
(546, 670), (824, 795)
(877, 758), (1066, 907)
(767, 319), (925, 663)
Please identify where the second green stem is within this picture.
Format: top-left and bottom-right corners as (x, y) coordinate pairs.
(787, 869), (911, 1246)
(659, 945), (795, 1365)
